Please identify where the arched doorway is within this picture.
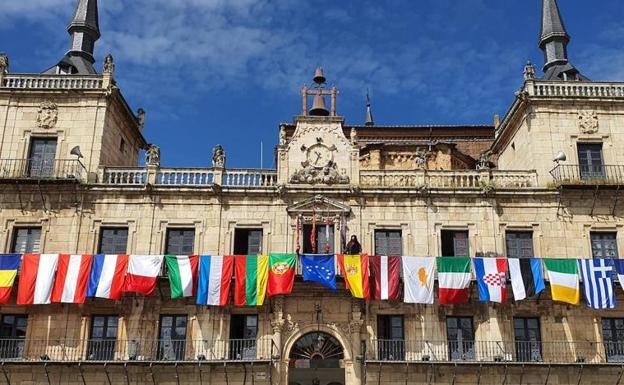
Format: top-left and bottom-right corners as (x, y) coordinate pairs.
(288, 332), (345, 385)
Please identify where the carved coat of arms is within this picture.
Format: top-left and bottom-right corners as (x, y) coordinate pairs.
(578, 111), (599, 134)
(37, 102), (58, 129)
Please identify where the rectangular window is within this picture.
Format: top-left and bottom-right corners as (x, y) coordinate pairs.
(165, 229), (195, 255)
(0, 315), (27, 359)
(233, 229), (263, 255)
(374, 230), (403, 256)
(11, 227), (41, 253)
(98, 228), (128, 254)
(229, 314), (258, 360)
(506, 232), (534, 259)
(441, 230), (469, 257)
(303, 224), (334, 254)
(591, 232), (619, 259)
(158, 315), (187, 361)
(514, 317), (542, 362)
(602, 318), (624, 362)
(88, 315), (118, 360)
(446, 317), (475, 361)
(577, 143), (605, 180)
(28, 138), (57, 177)
(377, 315), (404, 360)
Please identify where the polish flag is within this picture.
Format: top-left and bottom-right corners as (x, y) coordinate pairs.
(370, 256), (401, 301)
(51, 254), (93, 304)
(87, 254), (129, 300)
(17, 254), (59, 305)
(123, 255), (164, 296)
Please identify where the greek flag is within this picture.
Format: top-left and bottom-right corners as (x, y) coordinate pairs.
(578, 259), (616, 309)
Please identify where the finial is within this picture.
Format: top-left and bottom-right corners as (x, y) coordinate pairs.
(313, 67), (326, 85)
(136, 108), (146, 130)
(145, 144), (161, 167)
(365, 90), (374, 126)
(103, 54), (115, 75)
(212, 145), (226, 168)
(524, 61), (536, 80)
(0, 53), (8, 75)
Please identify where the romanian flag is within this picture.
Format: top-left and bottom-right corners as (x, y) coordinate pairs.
(338, 254), (369, 299)
(0, 255), (21, 304)
(234, 255), (268, 306)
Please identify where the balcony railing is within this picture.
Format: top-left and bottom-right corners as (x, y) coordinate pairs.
(0, 158), (83, 181)
(550, 164), (624, 186)
(368, 340), (622, 364)
(223, 169), (277, 187)
(360, 170), (538, 189)
(529, 81), (624, 99)
(156, 168), (214, 186)
(100, 167), (148, 185)
(0, 338), (274, 363)
(1, 74), (104, 90)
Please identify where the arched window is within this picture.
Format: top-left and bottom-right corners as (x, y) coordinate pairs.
(289, 332), (344, 369)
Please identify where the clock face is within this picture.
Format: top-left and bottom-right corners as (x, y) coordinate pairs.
(307, 144), (333, 168)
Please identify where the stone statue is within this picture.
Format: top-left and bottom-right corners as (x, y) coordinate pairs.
(212, 145), (226, 168)
(103, 54), (115, 75)
(136, 108), (145, 130)
(145, 144), (161, 167)
(279, 125), (287, 146)
(350, 127), (358, 145)
(476, 151), (491, 170)
(524, 61), (536, 81)
(415, 149), (428, 169)
(0, 53), (8, 74)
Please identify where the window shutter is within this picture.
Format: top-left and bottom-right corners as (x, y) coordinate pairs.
(247, 230), (263, 255)
(375, 231), (388, 256)
(388, 232), (403, 256)
(12, 228), (41, 254)
(453, 232), (469, 257)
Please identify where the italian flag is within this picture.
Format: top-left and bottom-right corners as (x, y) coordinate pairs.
(267, 253), (296, 297)
(165, 255), (199, 298)
(437, 257), (472, 304)
(234, 255), (268, 306)
(196, 255), (233, 306)
(544, 259), (579, 305)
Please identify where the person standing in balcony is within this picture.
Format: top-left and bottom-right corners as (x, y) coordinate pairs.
(346, 235), (361, 255)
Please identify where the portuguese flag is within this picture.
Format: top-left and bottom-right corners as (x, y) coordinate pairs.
(234, 255), (268, 306)
(437, 257), (472, 304)
(267, 253), (297, 297)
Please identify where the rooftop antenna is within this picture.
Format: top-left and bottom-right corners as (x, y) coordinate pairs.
(260, 141), (264, 169)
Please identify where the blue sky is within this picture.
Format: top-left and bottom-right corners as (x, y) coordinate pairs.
(2, 0), (624, 168)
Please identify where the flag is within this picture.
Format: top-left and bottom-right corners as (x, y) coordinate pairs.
(578, 258), (616, 309)
(17, 254), (59, 305)
(51, 254), (93, 304)
(88, 254), (128, 300)
(437, 257), (471, 305)
(615, 259), (624, 291)
(337, 254), (369, 299)
(123, 255), (164, 296)
(402, 257), (435, 304)
(0, 255), (21, 304)
(234, 255), (268, 306)
(473, 258), (507, 303)
(196, 255), (233, 306)
(267, 253), (296, 297)
(508, 258), (545, 301)
(370, 256), (401, 301)
(543, 259), (579, 305)
(301, 255), (336, 290)
(165, 255), (199, 298)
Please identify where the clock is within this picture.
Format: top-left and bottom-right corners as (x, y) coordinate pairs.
(306, 144), (333, 168)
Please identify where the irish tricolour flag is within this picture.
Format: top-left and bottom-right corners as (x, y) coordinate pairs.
(544, 259), (579, 305)
(165, 255), (199, 299)
(437, 257), (472, 304)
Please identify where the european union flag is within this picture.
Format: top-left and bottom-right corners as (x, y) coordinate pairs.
(301, 255), (336, 290)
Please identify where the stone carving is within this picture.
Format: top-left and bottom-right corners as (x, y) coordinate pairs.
(212, 145), (226, 168)
(350, 127), (358, 145)
(0, 53), (8, 74)
(145, 144), (160, 167)
(136, 108), (146, 130)
(279, 125), (287, 146)
(476, 151), (491, 170)
(578, 111), (599, 134)
(524, 61), (536, 80)
(103, 54), (115, 75)
(290, 161), (349, 185)
(415, 150), (428, 169)
(36, 102), (58, 129)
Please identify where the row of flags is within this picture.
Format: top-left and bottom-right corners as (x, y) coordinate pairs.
(0, 254), (622, 309)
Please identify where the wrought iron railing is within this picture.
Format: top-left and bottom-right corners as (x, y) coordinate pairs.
(0, 337), (274, 362)
(550, 164), (624, 185)
(0, 158), (83, 181)
(368, 340), (622, 364)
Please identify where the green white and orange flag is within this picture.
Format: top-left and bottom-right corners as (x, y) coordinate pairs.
(543, 259), (579, 305)
(267, 253), (297, 297)
(234, 255), (268, 306)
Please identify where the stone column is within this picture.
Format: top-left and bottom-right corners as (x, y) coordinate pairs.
(213, 166), (224, 186)
(270, 297), (285, 385)
(349, 299), (365, 385)
(146, 165), (158, 185)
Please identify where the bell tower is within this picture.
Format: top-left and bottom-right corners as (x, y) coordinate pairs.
(300, 67), (338, 117)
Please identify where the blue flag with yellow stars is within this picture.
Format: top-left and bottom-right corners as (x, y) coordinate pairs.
(301, 255), (336, 290)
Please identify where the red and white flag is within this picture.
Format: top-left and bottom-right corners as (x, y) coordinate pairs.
(51, 254), (93, 304)
(123, 255), (164, 296)
(369, 256), (401, 301)
(17, 254), (59, 305)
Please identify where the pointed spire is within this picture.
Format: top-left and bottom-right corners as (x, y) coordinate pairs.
(45, 0), (100, 75)
(538, 0), (587, 81)
(365, 90), (374, 126)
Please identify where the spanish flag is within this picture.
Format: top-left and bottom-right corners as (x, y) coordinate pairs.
(0, 255), (21, 304)
(338, 254), (369, 299)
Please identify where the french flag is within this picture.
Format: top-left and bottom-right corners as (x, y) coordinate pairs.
(17, 254), (59, 305)
(87, 254), (129, 300)
(196, 255), (234, 306)
(51, 255), (93, 304)
(474, 258), (508, 303)
(123, 255), (164, 296)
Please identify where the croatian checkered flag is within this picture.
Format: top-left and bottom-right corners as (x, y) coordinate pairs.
(473, 258), (508, 303)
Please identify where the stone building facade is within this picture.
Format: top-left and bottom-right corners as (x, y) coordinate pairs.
(1, 0), (624, 384)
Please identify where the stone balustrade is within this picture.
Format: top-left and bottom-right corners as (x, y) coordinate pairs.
(1, 74), (104, 90)
(360, 169), (538, 189)
(156, 168), (214, 186)
(527, 80), (624, 98)
(223, 169), (278, 187)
